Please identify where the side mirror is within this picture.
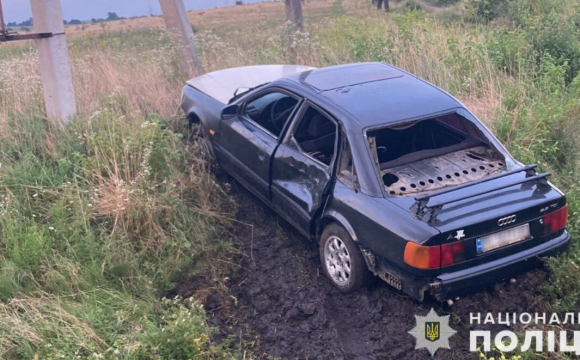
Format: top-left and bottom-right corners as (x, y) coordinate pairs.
(221, 104), (239, 120)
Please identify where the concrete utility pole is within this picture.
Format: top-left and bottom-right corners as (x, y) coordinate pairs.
(285, 0), (304, 31)
(30, 0), (77, 123)
(158, 0), (204, 75)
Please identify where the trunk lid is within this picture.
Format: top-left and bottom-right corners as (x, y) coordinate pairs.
(389, 171), (566, 270)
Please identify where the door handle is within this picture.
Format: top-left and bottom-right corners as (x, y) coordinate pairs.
(258, 154), (266, 162)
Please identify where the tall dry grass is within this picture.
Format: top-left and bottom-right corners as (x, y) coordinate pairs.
(0, 31), (186, 134)
(190, 9), (511, 126)
(72, 50), (182, 119)
(0, 0), (506, 128)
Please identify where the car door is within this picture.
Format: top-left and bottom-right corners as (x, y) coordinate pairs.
(271, 102), (339, 234)
(218, 89), (301, 202)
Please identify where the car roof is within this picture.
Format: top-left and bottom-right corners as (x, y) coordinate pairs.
(284, 62), (462, 128)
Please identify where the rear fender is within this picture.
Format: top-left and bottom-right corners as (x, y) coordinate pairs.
(316, 210), (387, 276)
(317, 210), (358, 242)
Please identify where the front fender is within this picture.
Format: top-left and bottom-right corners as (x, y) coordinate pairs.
(181, 85), (223, 138)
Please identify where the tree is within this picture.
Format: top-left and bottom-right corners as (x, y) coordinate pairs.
(19, 18), (33, 27)
(285, 0), (303, 31)
(68, 19), (82, 25)
(107, 12), (120, 21)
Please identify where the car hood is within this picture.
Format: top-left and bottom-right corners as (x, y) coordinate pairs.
(186, 64), (316, 104)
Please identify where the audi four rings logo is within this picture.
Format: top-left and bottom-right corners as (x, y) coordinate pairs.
(498, 215), (517, 226)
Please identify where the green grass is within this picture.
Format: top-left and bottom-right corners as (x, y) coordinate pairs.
(0, 104), (238, 358)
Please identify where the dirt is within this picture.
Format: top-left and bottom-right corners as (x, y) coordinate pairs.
(174, 176), (553, 360)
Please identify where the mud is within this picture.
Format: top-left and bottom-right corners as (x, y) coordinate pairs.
(175, 176), (552, 360)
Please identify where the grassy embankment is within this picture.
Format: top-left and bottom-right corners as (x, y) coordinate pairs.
(0, 21), (238, 360)
(0, 0), (580, 358)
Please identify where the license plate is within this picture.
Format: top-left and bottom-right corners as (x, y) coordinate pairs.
(476, 224), (530, 254)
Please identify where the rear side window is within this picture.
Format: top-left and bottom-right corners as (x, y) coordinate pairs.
(243, 91), (299, 137)
(288, 106), (337, 166)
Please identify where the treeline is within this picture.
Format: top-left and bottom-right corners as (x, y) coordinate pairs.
(6, 12), (143, 28)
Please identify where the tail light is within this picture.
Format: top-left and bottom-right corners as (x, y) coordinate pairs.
(403, 242), (440, 269)
(441, 241), (466, 266)
(404, 241), (466, 269)
(543, 205), (567, 235)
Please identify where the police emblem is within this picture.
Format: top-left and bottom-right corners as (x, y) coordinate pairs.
(409, 308), (456, 356)
(425, 322), (440, 342)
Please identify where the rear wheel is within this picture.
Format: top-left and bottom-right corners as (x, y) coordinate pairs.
(319, 223), (371, 293)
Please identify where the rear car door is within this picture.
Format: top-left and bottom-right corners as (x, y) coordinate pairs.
(218, 90), (301, 201)
(271, 103), (339, 234)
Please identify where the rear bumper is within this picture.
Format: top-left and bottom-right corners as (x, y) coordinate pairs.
(429, 231), (570, 301)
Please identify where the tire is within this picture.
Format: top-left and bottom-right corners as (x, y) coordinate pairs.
(319, 223), (372, 293)
(187, 114), (201, 142)
(189, 122), (216, 159)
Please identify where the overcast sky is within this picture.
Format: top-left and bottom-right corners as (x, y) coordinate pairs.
(2, 0), (272, 23)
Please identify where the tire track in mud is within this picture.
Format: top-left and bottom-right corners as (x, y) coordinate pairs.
(180, 177), (553, 360)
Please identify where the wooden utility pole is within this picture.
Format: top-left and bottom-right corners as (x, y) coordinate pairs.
(158, 0), (204, 75)
(30, 0), (77, 123)
(285, 0), (304, 31)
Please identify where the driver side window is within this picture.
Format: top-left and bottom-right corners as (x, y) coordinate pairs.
(243, 91), (299, 138)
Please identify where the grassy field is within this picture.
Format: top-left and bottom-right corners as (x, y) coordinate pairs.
(1, 0), (580, 358)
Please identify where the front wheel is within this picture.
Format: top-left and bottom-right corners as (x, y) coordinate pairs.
(319, 223), (372, 293)
(189, 121), (215, 159)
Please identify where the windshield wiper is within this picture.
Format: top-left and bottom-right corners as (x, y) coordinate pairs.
(228, 83), (268, 104)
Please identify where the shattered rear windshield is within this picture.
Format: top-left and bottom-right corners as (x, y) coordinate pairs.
(367, 112), (507, 196)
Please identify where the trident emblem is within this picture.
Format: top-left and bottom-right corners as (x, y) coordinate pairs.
(425, 322), (440, 342)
